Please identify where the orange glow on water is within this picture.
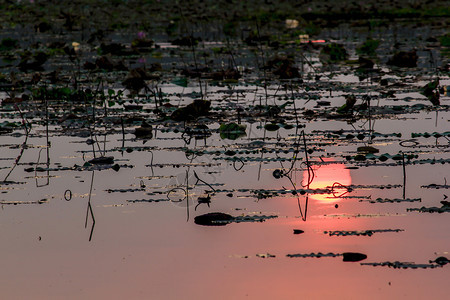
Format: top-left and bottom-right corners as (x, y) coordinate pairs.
(303, 159), (351, 202)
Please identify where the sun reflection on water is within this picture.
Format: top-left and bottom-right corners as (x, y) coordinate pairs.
(303, 158), (352, 203)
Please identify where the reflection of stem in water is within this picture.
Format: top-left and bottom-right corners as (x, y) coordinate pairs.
(45, 96), (50, 157)
(367, 96), (371, 138)
(401, 152), (406, 199)
(286, 126), (301, 175)
(64, 189), (72, 201)
(153, 124), (158, 139)
(181, 125), (192, 145)
(3, 105), (30, 182)
(368, 110), (376, 145)
(91, 81), (107, 158)
(286, 130), (314, 221)
(167, 157), (193, 222)
(153, 86), (159, 110)
(291, 84), (299, 126)
(257, 128), (267, 181)
(85, 171), (96, 241)
(35, 148), (49, 187)
(84, 89), (97, 159)
(102, 100), (108, 155)
(167, 160), (218, 221)
(193, 171), (216, 193)
(280, 130), (312, 221)
(34, 97), (51, 187)
(299, 130), (313, 221)
(94, 135), (103, 156)
(167, 187), (187, 202)
(120, 116), (125, 156)
(185, 170), (189, 222)
(298, 195), (309, 221)
(330, 182), (350, 198)
(435, 110), (438, 128)
(302, 130), (314, 186)
(3, 135), (28, 182)
(232, 157), (244, 171)
(148, 151), (154, 177)
(183, 151), (199, 221)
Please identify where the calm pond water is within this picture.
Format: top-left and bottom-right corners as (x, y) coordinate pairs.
(1, 80), (449, 299)
(0, 6), (449, 299)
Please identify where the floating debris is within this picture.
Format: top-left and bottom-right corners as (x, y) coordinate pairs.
(232, 214), (278, 223)
(229, 254), (249, 259)
(106, 188), (145, 193)
(343, 252), (368, 262)
(88, 156), (115, 165)
(411, 131), (450, 138)
(407, 202), (450, 213)
(287, 252), (341, 258)
(421, 184), (450, 189)
(361, 261), (443, 269)
(357, 146), (379, 154)
(256, 253), (276, 258)
(194, 212), (277, 226)
(340, 195), (372, 199)
(146, 162), (221, 168)
(324, 229), (404, 236)
(287, 252), (367, 262)
(360, 198), (421, 203)
(194, 212), (234, 226)
(0, 181), (27, 185)
(0, 3), (449, 296)
(0, 199), (48, 205)
(346, 184), (402, 190)
(126, 198), (170, 203)
(323, 213), (405, 219)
